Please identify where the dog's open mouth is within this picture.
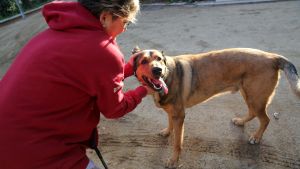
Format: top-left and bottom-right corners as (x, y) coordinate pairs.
(142, 75), (168, 94)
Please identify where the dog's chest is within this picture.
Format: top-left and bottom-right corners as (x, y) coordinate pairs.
(153, 93), (163, 108)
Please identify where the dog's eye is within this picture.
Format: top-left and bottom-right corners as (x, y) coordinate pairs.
(141, 59), (148, 64)
(156, 57), (162, 61)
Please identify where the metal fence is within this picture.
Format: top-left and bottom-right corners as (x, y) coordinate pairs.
(0, 0), (52, 23)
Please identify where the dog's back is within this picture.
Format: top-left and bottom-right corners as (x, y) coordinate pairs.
(166, 48), (298, 107)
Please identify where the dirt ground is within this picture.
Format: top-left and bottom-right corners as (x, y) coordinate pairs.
(1, 1), (300, 169)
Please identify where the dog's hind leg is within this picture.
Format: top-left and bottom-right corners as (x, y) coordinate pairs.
(232, 111), (255, 126)
(235, 71), (279, 144)
(232, 89), (256, 126)
(249, 107), (270, 144)
(233, 89), (270, 144)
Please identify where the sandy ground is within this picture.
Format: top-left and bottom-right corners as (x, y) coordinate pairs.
(1, 1), (300, 169)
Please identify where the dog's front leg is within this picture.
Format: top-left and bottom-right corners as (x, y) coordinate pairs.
(159, 107), (173, 137)
(165, 107), (185, 168)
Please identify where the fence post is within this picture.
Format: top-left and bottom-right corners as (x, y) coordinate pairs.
(15, 0), (25, 18)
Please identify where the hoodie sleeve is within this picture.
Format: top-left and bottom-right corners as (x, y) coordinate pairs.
(97, 75), (147, 119)
(91, 41), (147, 119)
(124, 63), (134, 78)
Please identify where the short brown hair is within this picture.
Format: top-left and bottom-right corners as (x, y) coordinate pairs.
(78, 0), (140, 23)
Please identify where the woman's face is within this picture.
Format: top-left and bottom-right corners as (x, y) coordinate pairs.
(100, 12), (132, 38)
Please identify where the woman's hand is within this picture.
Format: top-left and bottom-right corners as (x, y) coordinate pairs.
(124, 52), (140, 78)
(127, 53), (137, 68)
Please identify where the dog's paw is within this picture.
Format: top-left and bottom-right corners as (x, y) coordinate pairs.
(248, 134), (261, 144)
(164, 158), (179, 169)
(158, 128), (171, 137)
(231, 117), (245, 126)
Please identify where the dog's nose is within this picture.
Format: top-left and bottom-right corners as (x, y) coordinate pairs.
(152, 67), (162, 77)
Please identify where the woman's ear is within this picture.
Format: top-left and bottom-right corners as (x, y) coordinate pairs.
(99, 11), (110, 28)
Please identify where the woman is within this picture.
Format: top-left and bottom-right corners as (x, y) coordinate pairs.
(0, 0), (152, 168)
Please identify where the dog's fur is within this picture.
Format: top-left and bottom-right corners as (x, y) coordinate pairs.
(132, 47), (300, 168)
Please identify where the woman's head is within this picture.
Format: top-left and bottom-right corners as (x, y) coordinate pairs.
(78, 0), (140, 38)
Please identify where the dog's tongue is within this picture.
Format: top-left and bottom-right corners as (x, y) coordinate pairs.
(159, 77), (168, 94)
(153, 77), (168, 95)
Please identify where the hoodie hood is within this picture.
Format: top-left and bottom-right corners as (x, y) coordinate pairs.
(42, 1), (102, 31)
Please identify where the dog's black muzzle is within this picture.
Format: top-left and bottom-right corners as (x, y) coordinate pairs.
(152, 67), (162, 78)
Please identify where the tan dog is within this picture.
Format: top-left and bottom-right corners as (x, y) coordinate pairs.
(132, 47), (300, 168)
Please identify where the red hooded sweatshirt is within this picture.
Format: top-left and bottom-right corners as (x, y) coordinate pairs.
(0, 1), (146, 169)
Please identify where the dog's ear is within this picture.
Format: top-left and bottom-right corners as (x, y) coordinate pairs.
(161, 50), (167, 65)
(132, 46), (141, 54)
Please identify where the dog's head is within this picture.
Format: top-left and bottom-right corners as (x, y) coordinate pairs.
(132, 46), (168, 95)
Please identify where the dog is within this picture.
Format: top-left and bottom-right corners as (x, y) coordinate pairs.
(132, 47), (300, 168)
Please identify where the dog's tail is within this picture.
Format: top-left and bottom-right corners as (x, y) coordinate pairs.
(277, 55), (300, 98)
